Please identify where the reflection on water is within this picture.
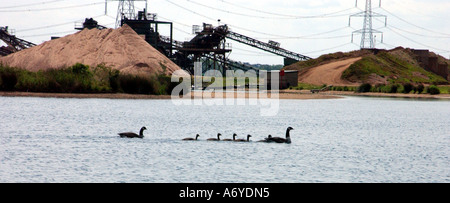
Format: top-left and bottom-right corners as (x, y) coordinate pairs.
(0, 96), (449, 182)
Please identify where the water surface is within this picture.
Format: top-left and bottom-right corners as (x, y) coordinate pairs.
(0, 96), (448, 182)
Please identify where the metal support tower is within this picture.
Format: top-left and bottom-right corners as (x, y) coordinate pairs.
(0, 26), (36, 56)
(105, 0), (148, 28)
(221, 30), (311, 61)
(349, 0), (387, 49)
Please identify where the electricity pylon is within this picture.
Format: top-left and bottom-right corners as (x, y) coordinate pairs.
(105, 0), (148, 28)
(349, 0), (387, 49)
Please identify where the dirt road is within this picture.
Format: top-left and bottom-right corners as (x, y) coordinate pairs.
(298, 57), (362, 86)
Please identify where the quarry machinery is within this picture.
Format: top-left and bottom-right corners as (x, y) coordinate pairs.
(75, 18), (109, 31)
(117, 8), (311, 75)
(0, 26), (36, 56)
(120, 9), (174, 59)
(167, 23), (312, 74)
(215, 27), (312, 63)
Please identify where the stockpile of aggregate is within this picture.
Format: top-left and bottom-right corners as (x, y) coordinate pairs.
(0, 24), (186, 76)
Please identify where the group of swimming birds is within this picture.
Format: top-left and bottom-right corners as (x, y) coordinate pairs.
(118, 127), (294, 144)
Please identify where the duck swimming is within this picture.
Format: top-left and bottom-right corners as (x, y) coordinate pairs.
(207, 133), (222, 141)
(257, 135), (272, 142)
(267, 127), (293, 144)
(222, 133), (237, 141)
(183, 134), (200, 141)
(234, 134), (252, 142)
(118, 126), (146, 139)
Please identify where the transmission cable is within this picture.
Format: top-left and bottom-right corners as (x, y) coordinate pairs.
(218, 0), (356, 19)
(380, 7), (450, 37)
(385, 24), (450, 39)
(165, 0), (292, 38)
(16, 14), (107, 32)
(19, 30), (76, 38)
(0, 1), (105, 13)
(384, 26), (450, 53)
(0, 0), (67, 9)
(302, 42), (354, 55)
(187, 0), (354, 20)
(255, 26), (352, 40)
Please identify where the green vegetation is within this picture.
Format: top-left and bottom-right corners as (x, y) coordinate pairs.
(402, 83), (414, 94)
(249, 64), (283, 71)
(197, 76), (260, 89)
(342, 51), (448, 84)
(289, 83), (324, 90)
(437, 86), (450, 94)
(357, 83), (372, 93)
(0, 63), (177, 95)
(284, 50), (370, 72)
(329, 86), (357, 92)
(427, 85), (440, 95)
(324, 83), (446, 95)
(350, 83), (444, 94)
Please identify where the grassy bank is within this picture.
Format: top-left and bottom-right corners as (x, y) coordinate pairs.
(288, 82), (449, 95)
(0, 63), (178, 95)
(353, 83), (448, 95)
(341, 49), (448, 84)
(284, 48), (449, 86)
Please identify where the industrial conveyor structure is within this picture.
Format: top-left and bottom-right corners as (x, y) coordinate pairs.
(118, 9), (312, 74)
(161, 23), (311, 74)
(215, 25), (312, 62)
(0, 26), (36, 56)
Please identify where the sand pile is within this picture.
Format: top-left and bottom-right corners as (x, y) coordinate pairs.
(296, 57), (362, 86)
(0, 25), (186, 76)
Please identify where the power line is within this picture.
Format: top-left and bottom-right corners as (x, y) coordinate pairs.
(157, 15), (192, 28)
(164, 0), (292, 38)
(380, 7), (450, 37)
(218, 0), (356, 19)
(256, 26), (353, 40)
(231, 53), (280, 57)
(165, 0), (349, 39)
(390, 26), (450, 39)
(390, 0), (441, 18)
(19, 30), (76, 38)
(165, 0), (216, 22)
(188, 0), (354, 20)
(384, 26), (450, 53)
(173, 27), (192, 35)
(257, 34), (350, 41)
(0, 1), (105, 13)
(232, 46), (275, 56)
(0, 0), (67, 9)
(380, 21), (450, 39)
(16, 14), (107, 32)
(185, 0), (285, 19)
(303, 42), (355, 55)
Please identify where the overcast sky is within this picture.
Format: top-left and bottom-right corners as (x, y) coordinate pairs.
(1, 0), (449, 65)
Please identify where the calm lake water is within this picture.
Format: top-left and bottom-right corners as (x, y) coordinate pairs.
(0, 95), (449, 183)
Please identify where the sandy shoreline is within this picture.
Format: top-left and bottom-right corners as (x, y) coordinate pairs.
(1, 90), (449, 100)
(0, 91), (339, 100)
(281, 90), (450, 100)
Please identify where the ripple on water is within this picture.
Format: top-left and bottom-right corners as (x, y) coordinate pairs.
(0, 96), (449, 182)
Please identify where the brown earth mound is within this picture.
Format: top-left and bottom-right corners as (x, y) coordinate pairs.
(298, 57), (362, 86)
(0, 25), (187, 76)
